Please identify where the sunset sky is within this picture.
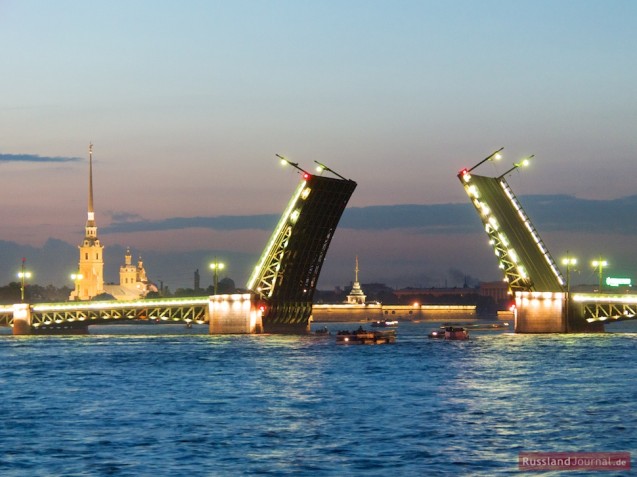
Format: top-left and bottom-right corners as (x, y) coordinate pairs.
(1, 1), (636, 290)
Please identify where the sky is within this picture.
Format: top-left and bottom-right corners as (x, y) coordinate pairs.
(1, 1), (636, 291)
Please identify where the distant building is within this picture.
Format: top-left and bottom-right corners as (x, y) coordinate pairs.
(70, 144), (105, 301)
(346, 257), (366, 304)
(394, 287), (478, 299)
(103, 248), (158, 300)
(478, 280), (511, 304)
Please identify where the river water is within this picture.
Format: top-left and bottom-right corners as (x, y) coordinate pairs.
(0, 321), (635, 476)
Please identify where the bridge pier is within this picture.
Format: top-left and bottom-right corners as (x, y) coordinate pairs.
(209, 293), (263, 334)
(514, 292), (604, 333)
(12, 304), (32, 335)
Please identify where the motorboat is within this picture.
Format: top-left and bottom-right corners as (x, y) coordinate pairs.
(444, 326), (469, 340)
(313, 325), (331, 336)
(336, 327), (396, 344)
(371, 320), (398, 328)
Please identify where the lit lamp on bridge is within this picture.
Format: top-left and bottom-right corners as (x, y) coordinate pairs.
(561, 255), (577, 293)
(210, 260), (225, 295)
(463, 147), (504, 175)
(497, 155), (534, 180)
(17, 257), (32, 302)
(591, 258), (608, 293)
(276, 153), (310, 179)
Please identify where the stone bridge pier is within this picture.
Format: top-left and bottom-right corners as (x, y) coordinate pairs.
(514, 292), (604, 333)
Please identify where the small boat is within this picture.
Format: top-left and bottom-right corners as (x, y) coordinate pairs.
(336, 327), (396, 345)
(313, 325), (331, 336)
(427, 329), (445, 339)
(371, 320), (398, 328)
(444, 326), (469, 340)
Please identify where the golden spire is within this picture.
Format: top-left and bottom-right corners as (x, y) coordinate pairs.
(87, 143), (95, 222)
(84, 143), (98, 241)
(355, 256), (359, 283)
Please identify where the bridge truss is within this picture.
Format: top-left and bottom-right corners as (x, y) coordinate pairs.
(458, 168), (565, 293)
(574, 294), (637, 323)
(1, 298), (209, 332)
(247, 163), (356, 332)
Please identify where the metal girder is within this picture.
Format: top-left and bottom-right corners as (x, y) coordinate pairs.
(478, 200), (531, 292)
(0, 313), (12, 327)
(247, 173), (357, 331)
(584, 303), (637, 322)
(26, 298), (209, 330)
(458, 170), (564, 293)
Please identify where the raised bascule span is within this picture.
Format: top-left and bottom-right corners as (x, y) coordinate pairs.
(458, 148), (636, 333)
(247, 157), (357, 333)
(3, 155), (355, 335)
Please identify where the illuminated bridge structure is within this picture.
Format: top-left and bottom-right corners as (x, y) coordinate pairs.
(247, 159), (357, 333)
(458, 150), (636, 333)
(1, 297), (209, 334)
(2, 158), (355, 335)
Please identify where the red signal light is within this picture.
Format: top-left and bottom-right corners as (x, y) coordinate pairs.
(303, 173), (310, 180)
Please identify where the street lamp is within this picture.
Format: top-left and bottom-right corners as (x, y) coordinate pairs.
(276, 153), (310, 177)
(18, 257), (32, 302)
(497, 155), (534, 180)
(313, 160), (347, 180)
(466, 147), (504, 174)
(561, 254), (577, 293)
(561, 254), (577, 332)
(591, 258), (608, 293)
(210, 260), (225, 295)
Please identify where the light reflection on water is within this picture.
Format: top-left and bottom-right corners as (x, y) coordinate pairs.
(0, 321), (635, 476)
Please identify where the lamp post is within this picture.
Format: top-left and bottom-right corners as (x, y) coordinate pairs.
(561, 254), (577, 293)
(496, 155), (534, 180)
(466, 147), (504, 173)
(18, 257), (32, 302)
(71, 273), (83, 300)
(561, 254), (577, 332)
(591, 258), (608, 293)
(210, 260), (225, 295)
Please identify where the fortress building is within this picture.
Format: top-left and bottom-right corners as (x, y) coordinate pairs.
(69, 144), (156, 301)
(70, 144), (105, 300)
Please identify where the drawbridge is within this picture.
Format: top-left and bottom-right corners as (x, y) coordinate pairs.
(3, 156), (355, 335)
(247, 158), (357, 333)
(458, 149), (636, 332)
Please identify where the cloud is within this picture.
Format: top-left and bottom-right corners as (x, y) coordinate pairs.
(102, 194), (637, 235)
(104, 214), (280, 233)
(0, 153), (82, 163)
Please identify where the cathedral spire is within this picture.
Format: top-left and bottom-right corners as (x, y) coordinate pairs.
(71, 143), (105, 300)
(87, 143), (95, 226)
(84, 143), (98, 242)
(355, 255), (359, 283)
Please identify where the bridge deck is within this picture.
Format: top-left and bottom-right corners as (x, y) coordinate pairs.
(462, 173), (564, 292)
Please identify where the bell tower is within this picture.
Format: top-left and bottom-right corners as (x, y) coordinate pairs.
(70, 144), (105, 300)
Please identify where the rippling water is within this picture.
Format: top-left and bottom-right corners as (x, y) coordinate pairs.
(1, 321), (635, 476)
